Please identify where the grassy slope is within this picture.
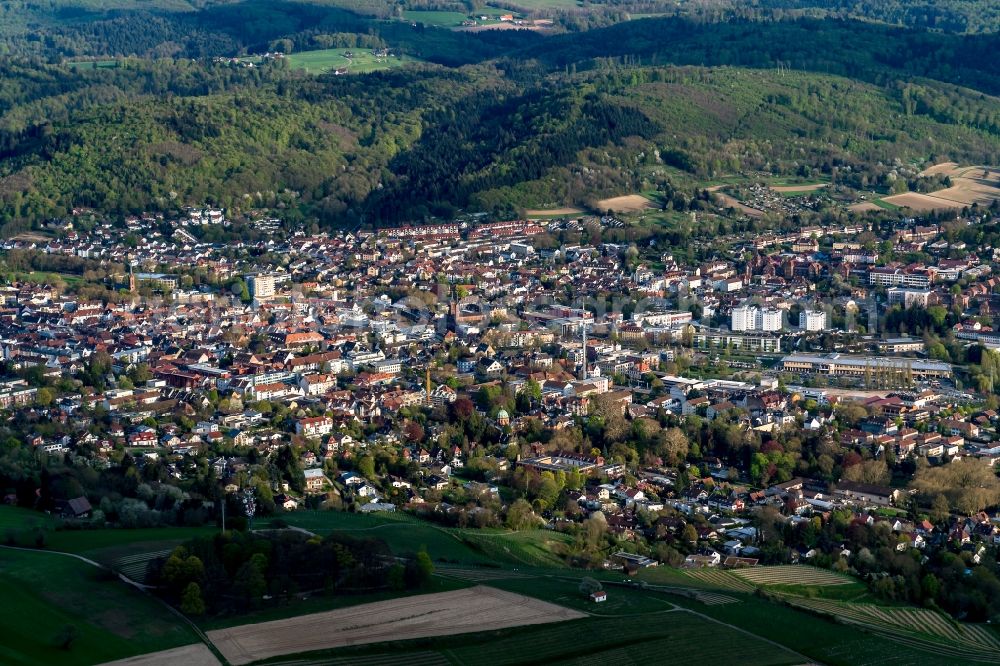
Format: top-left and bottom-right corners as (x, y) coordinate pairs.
(481, 572), (969, 666)
(0, 504), (57, 531)
(286, 48), (420, 74)
(278, 510), (572, 567)
(0, 548), (197, 666)
(402, 10), (470, 26)
(198, 575), (472, 630)
(258, 604), (802, 666)
(1, 505), (989, 665)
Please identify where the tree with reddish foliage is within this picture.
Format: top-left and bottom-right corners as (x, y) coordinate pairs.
(761, 440), (785, 454)
(451, 397), (474, 421)
(842, 451), (863, 468)
(403, 420), (425, 443)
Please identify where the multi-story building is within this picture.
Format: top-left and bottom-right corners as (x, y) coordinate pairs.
(731, 305), (754, 332)
(887, 288), (932, 308)
(759, 308), (782, 331)
(732, 305), (782, 332)
(781, 354), (951, 381)
(632, 311), (693, 328)
(134, 273), (179, 291)
(799, 309), (827, 331)
(868, 267), (933, 288)
(248, 273), (276, 300)
(296, 416), (333, 439)
(696, 330), (783, 353)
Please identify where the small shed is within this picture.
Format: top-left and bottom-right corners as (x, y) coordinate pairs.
(61, 496), (92, 518)
(590, 590), (607, 603)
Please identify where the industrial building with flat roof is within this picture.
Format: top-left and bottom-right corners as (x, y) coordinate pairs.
(781, 354), (951, 380)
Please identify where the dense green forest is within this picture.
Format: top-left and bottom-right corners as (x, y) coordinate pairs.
(1, 1), (999, 227)
(1, 57), (997, 228)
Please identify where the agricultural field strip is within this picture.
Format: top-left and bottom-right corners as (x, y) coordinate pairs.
(786, 597), (1000, 657)
(114, 550), (173, 565)
(446, 614), (802, 666)
(262, 652), (449, 666)
(206, 585), (587, 665)
(682, 569), (757, 593)
(434, 567), (530, 581)
(732, 565), (853, 586)
(693, 592), (740, 605)
(111, 549), (173, 582)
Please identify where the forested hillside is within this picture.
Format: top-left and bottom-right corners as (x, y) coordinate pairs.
(1, 2), (1000, 228)
(1, 54), (998, 229)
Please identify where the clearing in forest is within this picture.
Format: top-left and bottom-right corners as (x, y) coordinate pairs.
(770, 183), (828, 193)
(596, 194), (656, 212)
(525, 207), (584, 216)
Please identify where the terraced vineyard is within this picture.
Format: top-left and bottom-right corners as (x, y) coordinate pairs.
(435, 566), (532, 582)
(733, 565), (854, 587)
(683, 568), (757, 593)
(114, 549), (171, 583)
(786, 597), (1000, 663)
(692, 591), (741, 605)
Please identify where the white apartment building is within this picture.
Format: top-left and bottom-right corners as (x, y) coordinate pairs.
(731, 305), (754, 331)
(868, 267), (932, 289)
(799, 309), (827, 331)
(248, 273), (276, 300)
(887, 288), (932, 308)
(732, 305), (782, 332)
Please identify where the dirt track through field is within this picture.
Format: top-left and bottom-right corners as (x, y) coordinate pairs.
(207, 585), (586, 665)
